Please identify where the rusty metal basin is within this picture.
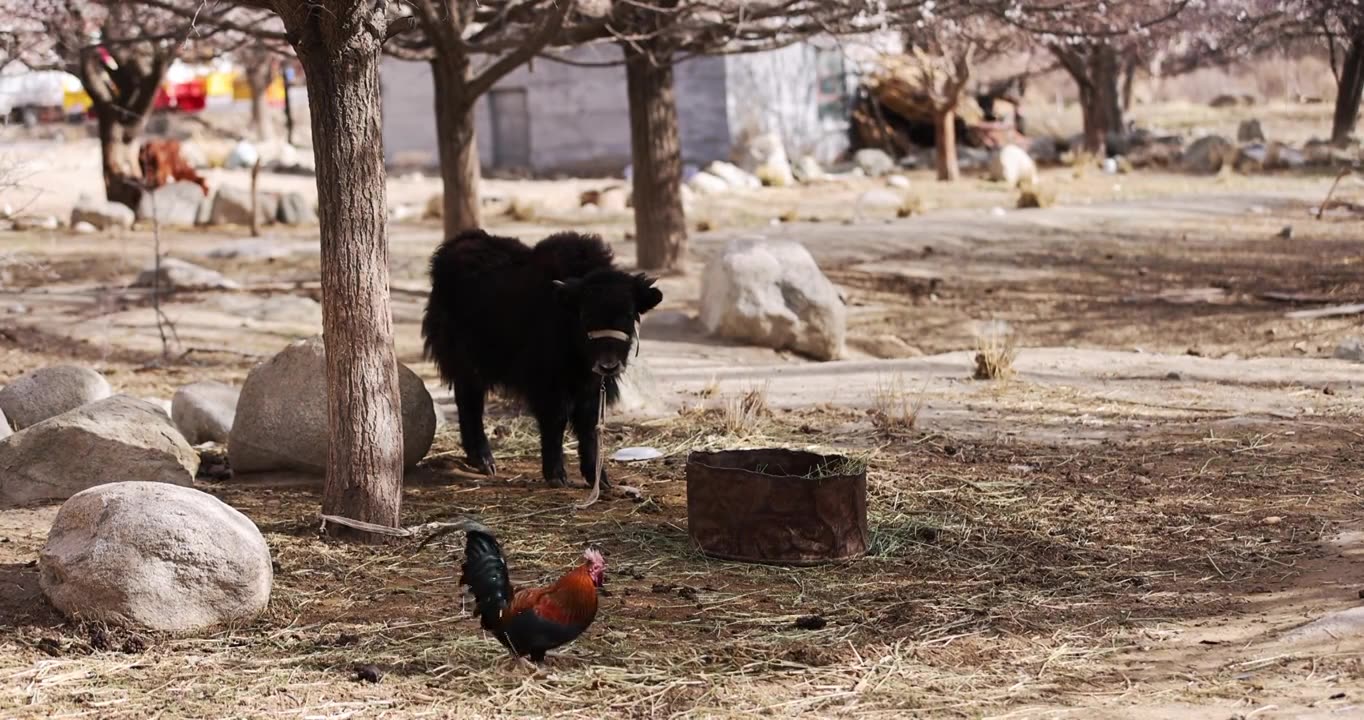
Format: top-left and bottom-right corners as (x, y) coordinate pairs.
(685, 449), (869, 566)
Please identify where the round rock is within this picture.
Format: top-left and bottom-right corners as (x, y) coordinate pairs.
(172, 380), (240, 445)
(228, 336), (437, 475)
(0, 365), (113, 430)
(0, 395), (199, 508)
(39, 481), (273, 633)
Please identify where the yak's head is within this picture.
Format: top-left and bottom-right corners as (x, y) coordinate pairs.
(554, 270), (663, 377)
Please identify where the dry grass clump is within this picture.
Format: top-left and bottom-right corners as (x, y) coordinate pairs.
(506, 197), (538, 221)
(1017, 178), (1056, 209)
(719, 382), (770, 435)
(870, 373), (923, 432)
(896, 194), (924, 218)
(973, 320), (1019, 380)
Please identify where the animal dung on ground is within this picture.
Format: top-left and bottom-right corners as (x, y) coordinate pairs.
(686, 449), (869, 565)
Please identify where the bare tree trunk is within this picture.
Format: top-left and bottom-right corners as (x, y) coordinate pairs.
(625, 45), (687, 272)
(249, 158), (262, 238)
(249, 67), (274, 141)
(97, 110), (144, 209)
(1089, 45), (1124, 153)
(431, 56), (481, 234)
(283, 68), (295, 146)
(1332, 32), (1364, 148)
(296, 30), (404, 542)
(934, 109), (959, 182)
(1122, 57), (1138, 111)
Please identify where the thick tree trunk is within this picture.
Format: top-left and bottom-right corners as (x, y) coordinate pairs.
(96, 109), (144, 209)
(625, 45), (687, 272)
(934, 109), (959, 182)
(296, 31), (404, 542)
(430, 56), (482, 234)
(1062, 43), (1124, 156)
(1331, 32), (1364, 148)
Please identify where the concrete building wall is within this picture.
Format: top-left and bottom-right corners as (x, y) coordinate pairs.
(379, 36), (898, 176)
(382, 48), (732, 177)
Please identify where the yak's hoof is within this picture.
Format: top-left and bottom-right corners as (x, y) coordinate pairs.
(545, 469), (569, 488)
(469, 453), (496, 476)
(584, 471), (611, 490)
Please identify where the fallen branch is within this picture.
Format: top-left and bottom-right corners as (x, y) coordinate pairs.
(1316, 167), (1353, 219)
(1285, 303), (1364, 320)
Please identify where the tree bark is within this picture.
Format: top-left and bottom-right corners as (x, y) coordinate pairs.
(283, 66), (295, 146)
(1057, 43), (1124, 156)
(934, 109), (959, 182)
(430, 55), (482, 234)
(625, 45), (687, 272)
(1331, 32), (1364, 148)
(96, 109), (144, 209)
(1121, 57), (1138, 111)
(294, 25), (404, 542)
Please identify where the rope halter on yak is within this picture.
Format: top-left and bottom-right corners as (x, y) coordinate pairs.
(585, 319), (642, 357)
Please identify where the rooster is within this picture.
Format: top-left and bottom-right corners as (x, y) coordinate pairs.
(459, 529), (606, 663)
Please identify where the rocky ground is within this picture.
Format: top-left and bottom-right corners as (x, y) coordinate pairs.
(0, 110), (1362, 717)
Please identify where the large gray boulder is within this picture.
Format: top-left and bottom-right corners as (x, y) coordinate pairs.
(210, 186), (279, 227)
(70, 194), (135, 231)
(699, 240), (846, 361)
(0, 365), (112, 430)
(133, 258), (240, 292)
(172, 381), (240, 445)
(136, 181), (208, 227)
(229, 337), (438, 474)
(1182, 135), (1235, 174)
(854, 148), (896, 177)
(39, 481), (272, 633)
(705, 161), (760, 190)
(0, 396), (199, 508)
(276, 192), (315, 225)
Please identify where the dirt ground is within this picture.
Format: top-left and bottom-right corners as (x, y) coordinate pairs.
(1, 113), (1363, 717)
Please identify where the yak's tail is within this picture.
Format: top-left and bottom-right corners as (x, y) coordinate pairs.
(459, 529), (515, 634)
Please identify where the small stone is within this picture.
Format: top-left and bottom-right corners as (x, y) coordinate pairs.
(886, 174), (910, 189)
(13, 215), (60, 231)
(354, 664), (383, 683)
(1165, 371), (1182, 380)
(72, 221), (96, 234)
(1333, 338), (1364, 362)
(133, 258), (240, 292)
(1262, 516), (1282, 525)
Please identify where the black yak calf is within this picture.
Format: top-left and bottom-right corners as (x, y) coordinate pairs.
(422, 229), (663, 488)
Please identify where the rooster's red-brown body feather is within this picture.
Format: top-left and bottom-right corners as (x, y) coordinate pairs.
(459, 530), (601, 661)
